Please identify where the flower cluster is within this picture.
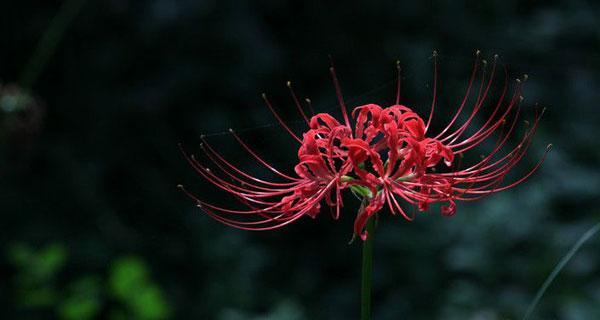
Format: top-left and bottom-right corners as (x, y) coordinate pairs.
(180, 52), (550, 240)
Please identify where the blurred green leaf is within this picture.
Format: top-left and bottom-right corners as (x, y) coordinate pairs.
(19, 287), (58, 308)
(58, 276), (102, 320)
(7, 243), (33, 267)
(8, 242), (67, 308)
(109, 256), (170, 319)
(8, 242), (68, 280)
(37, 243), (68, 279)
(131, 284), (170, 319)
(109, 256), (149, 300)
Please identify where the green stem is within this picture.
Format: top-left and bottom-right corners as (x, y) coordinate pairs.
(361, 216), (375, 320)
(522, 221), (600, 320)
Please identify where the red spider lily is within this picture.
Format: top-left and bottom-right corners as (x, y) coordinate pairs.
(179, 51), (551, 240)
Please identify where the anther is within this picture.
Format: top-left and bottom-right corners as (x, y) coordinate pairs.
(493, 54), (499, 60)
(519, 96), (524, 102)
(286, 81), (292, 88)
(228, 128), (234, 133)
(396, 60), (401, 70)
(476, 49), (481, 56)
(305, 98), (311, 103)
(177, 184), (184, 189)
(200, 134), (206, 139)
(524, 120), (530, 126)
(482, 59), (488, 65)
(547, 143), (553, 150)
(432, 50), (438, 57)
(516, 78), (521, 83)
(523, 74), (529, 82)
(261, 93), (267, 99)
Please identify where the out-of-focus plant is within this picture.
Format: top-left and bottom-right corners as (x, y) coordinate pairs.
(7, 243), (170, 319)
(58, 276), (102, 320)
(108, 256), (171, 320)
(8, 242), (67, 308)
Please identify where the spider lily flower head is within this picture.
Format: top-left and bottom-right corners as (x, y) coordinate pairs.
(179, 51), (551, 241)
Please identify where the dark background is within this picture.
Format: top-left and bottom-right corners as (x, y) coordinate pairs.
(1, 1), (599, 319)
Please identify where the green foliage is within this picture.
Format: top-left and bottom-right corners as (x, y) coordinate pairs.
(7, 244), (169, 319)
(109, 257), (150, 300)
(109, 257), (171, 320)
(9, 242), (67, 281)
(8, 242), (67, 308)
(58, 276), (102, 320)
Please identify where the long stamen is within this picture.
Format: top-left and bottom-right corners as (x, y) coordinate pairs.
(229, 129), (300, 181)
(434, 50), (482, 140)
(450, 75), (521, 151)
(440, 104), (521, 176)
(395, 60), (402, 105)
(329, 63), (351, 128)
(443, 55), (497, 145)
(262, 93), (303, 143)
(304, 98), (315, 117)
(287, 81), (311, 125)
(447, 60), (508, 148)
(200, 136), (299, 187)
(425, 50), (438, 132)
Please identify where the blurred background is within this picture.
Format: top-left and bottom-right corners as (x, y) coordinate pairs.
(1, 0), (599, 319)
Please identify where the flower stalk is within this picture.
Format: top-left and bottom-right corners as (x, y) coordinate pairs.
(361, 214), (375, 320)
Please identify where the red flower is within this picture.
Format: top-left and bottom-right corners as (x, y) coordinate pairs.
(180, 51), (550, 240)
